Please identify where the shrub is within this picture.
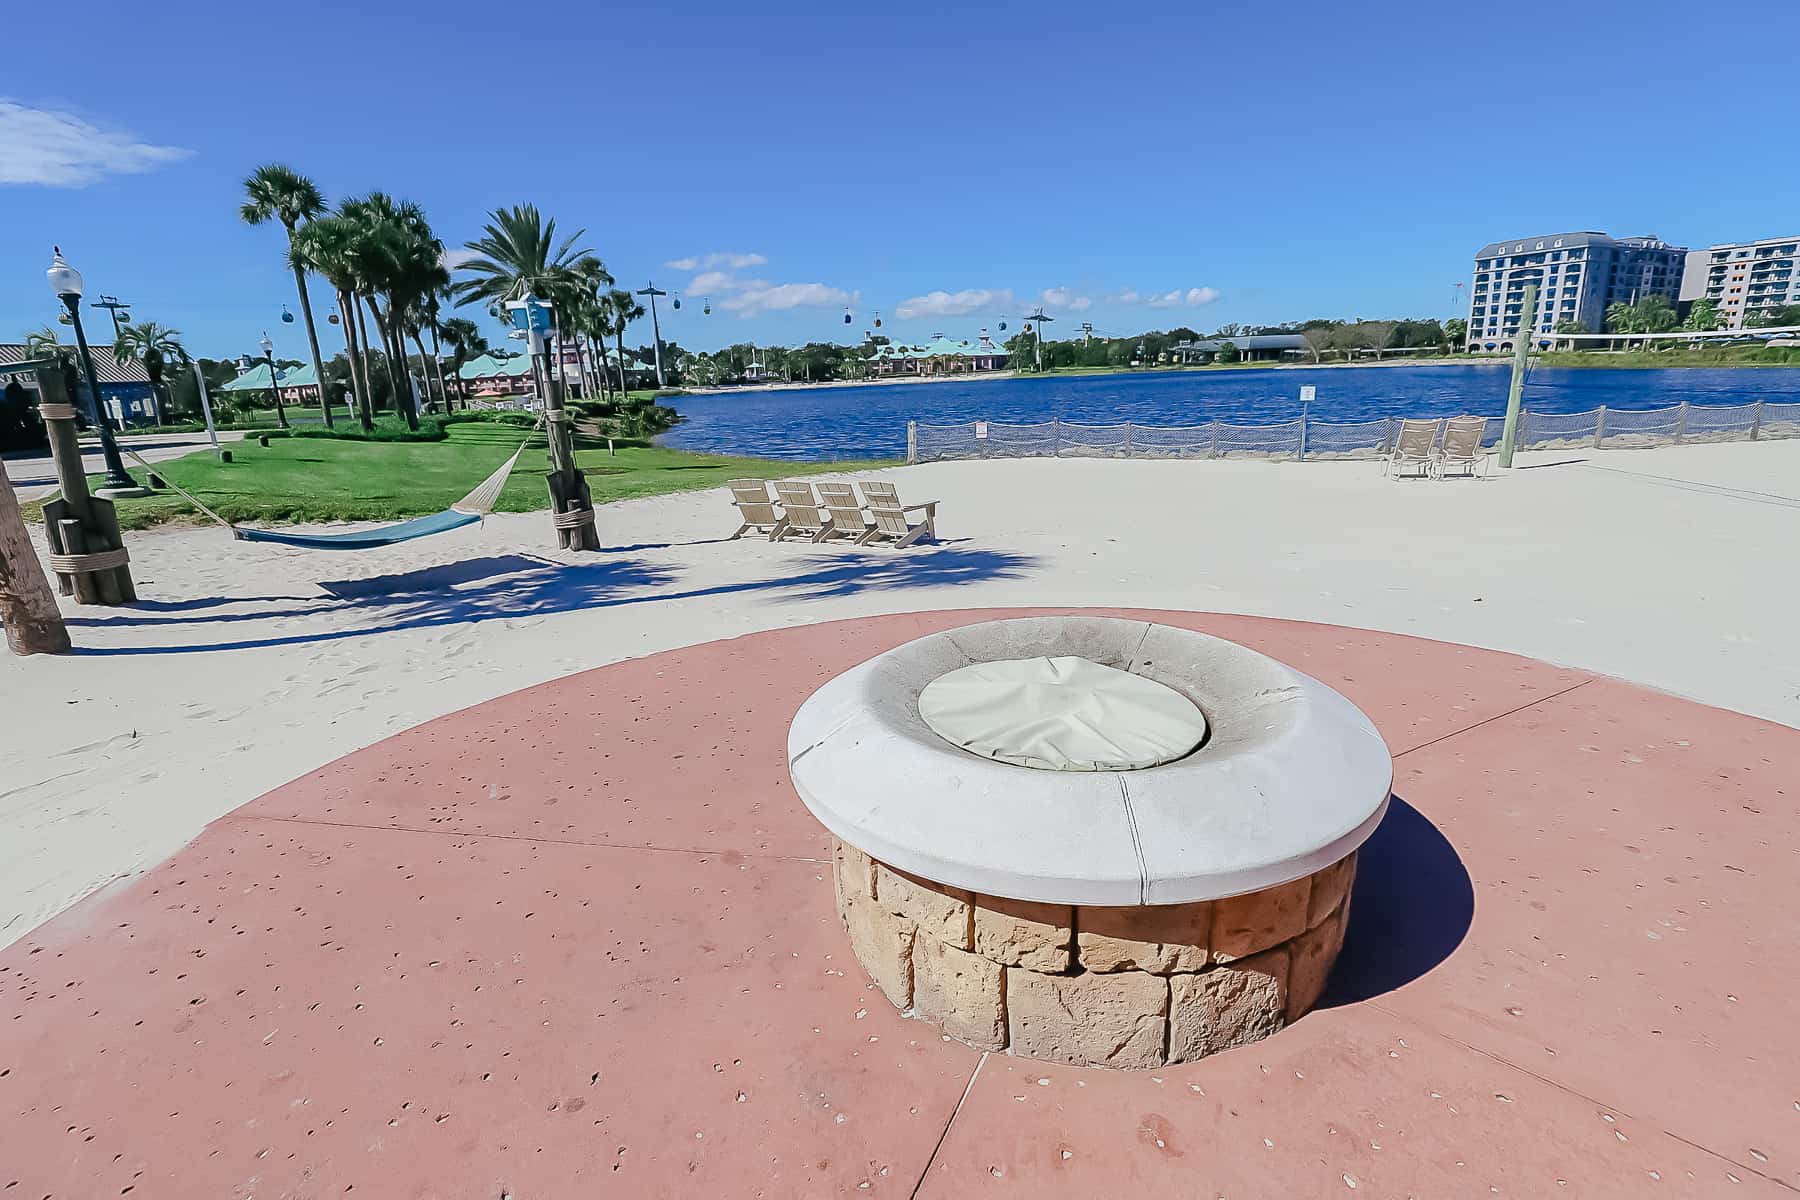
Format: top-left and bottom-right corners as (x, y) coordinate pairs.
(265, 418), (447, 443)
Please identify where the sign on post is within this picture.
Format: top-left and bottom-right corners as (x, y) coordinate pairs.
(1299, 385), (1316, 404)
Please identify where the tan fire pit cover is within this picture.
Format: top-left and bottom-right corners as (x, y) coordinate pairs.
(918, 655), (1208, 771)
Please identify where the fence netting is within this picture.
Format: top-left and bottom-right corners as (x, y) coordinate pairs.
(911, 401), (1800, 462)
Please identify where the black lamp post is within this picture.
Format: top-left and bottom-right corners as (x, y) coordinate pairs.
(260, 332), (289, 429)
(47, 247), (142, 495)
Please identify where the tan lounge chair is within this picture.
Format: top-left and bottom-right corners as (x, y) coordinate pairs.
(772, 480), (831, 542)
(1384, 418), (1441, 480)
(858, 480), (938, 548)
(815, 482), (873, 543)
(728, 479), (787, 540)
(1435, 415), (1491, 479)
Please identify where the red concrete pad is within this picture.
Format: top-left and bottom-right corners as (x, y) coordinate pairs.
(0, 817), (976, 1198)
(1376, 675), (1800, 1190)
(914, 1001), (1786, 1198)
(1, 609), (1793, 1198)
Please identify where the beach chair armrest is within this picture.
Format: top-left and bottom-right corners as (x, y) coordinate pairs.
(901, 501), (938, 514)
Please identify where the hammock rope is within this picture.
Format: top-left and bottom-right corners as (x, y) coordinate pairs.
(118, 420), (544, 551)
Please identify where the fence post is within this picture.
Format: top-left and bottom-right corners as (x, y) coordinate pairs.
(1379, 416), (1396, 455)
(1209, 420), (1219, 459)
(1593, 405), (1606, 448)
(1675, 401), (1689, 444)
(1123, 421), (1135, 458)
(1750, 400), (1763, 441)
(1297, 403), (1308, 461)
(1517, 409), (1528, 450)
(1052, 417), (1063, 457)
(906, 421), (917, 464)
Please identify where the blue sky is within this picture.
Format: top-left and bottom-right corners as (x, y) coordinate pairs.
(2, 1), (1792, 360)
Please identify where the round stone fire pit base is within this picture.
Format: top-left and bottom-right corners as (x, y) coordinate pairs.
(832, 838), (1356, 1069)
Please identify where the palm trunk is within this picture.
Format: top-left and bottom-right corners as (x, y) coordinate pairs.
(614, 329), (629, 395)
(410, 330), (438, 414)
(367, 296), (415, 429)
(337, 288), (375, 431)
(287, 242), (333, 427)
(353, 296), (379, 417)
(426, 324), (454, 411)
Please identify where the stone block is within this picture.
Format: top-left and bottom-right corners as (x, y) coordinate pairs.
(973, 896), (1073, 971)
(1006, 967), (1169, 1069)
(844, 897), (915, 1012)
(1212, 876), (1310, 962)
(1076, 901), (1212, 973)
(1306, 852), (1357, 929)
(1167, 947), (1289, 1063)
(1286, 903), (1346, 1021)
(913, 936), (1006, 1050)
(832, 839), (876, 916)
(877, 862), (973, 950)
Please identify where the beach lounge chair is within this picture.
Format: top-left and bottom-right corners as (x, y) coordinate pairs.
(858, 481), (938, 548)
(815, 482), (874, 543)
(772, 480), (832, 542)
(1384, 418), (1441, 480)
(728, 479), (787, 540)
(1435, 415), (1491, 479)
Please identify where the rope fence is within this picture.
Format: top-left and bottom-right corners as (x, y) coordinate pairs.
(909, 400), (1800, 463)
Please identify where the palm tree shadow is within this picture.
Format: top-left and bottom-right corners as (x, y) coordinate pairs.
(1319, 795), (1474, 1007)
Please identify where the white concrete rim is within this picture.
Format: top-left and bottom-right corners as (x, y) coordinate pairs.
(788, 617), (1394, 906)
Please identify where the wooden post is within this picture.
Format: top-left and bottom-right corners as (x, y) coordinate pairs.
(541, 378), (599, 552)
(0, 457), (71, 654)
(1209, 420), (1219, 459)
(1593, 404), (1607, 448)
(1498, 281), (1536, 468)
(1123, 421), (1135, 458)
(906, 421), (917, 464)
(1750, 399), (1764, 441)
(32, 364), (135, 605)
(1297, 403), (1308, 461)
(1051, 417), (1062, 457)
(1675, 401), (1689, 444)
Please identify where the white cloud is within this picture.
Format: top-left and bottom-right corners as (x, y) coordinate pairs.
(0, 99), (192, 186)
(895, 288), (1016, 320)
(1038, 287), (1092, 313)
(665, 251), (768, 271)
(440, 247), (480, 271)
(1108, 288), (1141, 305)
(1145, 286), (1221, 309)
(721, 282), (854, 317)
(688, 269), (757, 293)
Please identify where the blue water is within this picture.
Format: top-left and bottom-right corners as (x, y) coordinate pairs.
(659, 364), (1800, 460)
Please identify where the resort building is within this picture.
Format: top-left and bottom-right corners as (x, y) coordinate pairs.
(866, 332), (1009, 377)
(219, 359), (323, 406)
(1168, 334), (1308, 364)
(457, 352), (536, 398)
(1466, 232), (1686, 351)
(1687, 236), (1800, 329)
(0, 342), (155, 425)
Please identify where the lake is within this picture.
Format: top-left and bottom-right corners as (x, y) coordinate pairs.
(658, 364), (1800, 461)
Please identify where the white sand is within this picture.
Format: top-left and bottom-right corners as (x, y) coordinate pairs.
(4, 438), (1798, 947)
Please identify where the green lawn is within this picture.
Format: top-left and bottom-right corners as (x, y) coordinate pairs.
(40, 421), (896, 531)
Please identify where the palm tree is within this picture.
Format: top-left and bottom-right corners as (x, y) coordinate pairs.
(602, 288), (644, 395)
(23, 326), (77, 370)
(240, 164), (335, 427)
(453, 204), (594, 308)
(339, 192), (443, 429)
(438, 317), (488, 408)
(292, 214), (375, 430)
(113, 321), (186, 425)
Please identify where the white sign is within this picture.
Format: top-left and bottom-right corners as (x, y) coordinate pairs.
(975, 421), (989, 439)
(1299, 385), (1316, 404)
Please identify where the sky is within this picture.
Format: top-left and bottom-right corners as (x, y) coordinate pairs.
(2, 0), (1795, 362)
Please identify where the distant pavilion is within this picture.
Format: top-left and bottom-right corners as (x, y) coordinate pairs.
(867, 331), (1009, 377)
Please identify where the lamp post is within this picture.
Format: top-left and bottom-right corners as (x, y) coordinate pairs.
(47, 247), (143, 496)
(635, 282), (668, 388)
(260, 332), (289, 429)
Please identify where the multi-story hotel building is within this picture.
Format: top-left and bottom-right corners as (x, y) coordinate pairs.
(1690, 236), (1800, 329)
(1466, 232), (1685, 350)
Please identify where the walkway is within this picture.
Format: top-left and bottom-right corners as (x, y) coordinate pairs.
(3, 429), (243, 502)
(2, 611), (1795, 1196)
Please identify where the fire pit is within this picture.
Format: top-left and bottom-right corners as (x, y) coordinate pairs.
(788, 617), (1392, 1069)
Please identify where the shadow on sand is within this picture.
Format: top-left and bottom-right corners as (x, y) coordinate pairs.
(1320, 795), (1474, 1007)
(69, 544), (1041, 656)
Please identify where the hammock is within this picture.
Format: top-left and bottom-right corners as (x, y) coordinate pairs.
(121, 425), (539, 551)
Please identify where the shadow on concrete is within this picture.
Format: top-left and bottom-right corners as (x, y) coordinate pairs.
(1320, 795), (1473, 1008)
(68, 545), (1040, 655)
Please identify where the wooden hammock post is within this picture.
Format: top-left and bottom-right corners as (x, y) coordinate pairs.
(33, 364), (135, 605)
(0, 454), (71, 655)
(542, 377), (599, 552)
